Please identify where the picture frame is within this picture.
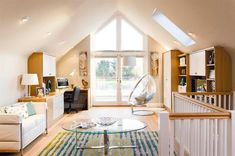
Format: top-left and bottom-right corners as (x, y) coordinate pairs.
(79, 51), (88, 77)
(150, 52), (159, 76)
(36, 87), (44, 97)
(196, 79), (207, 92)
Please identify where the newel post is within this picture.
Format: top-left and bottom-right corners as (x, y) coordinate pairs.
(158, 112), (173, 156)
(229, 111), (235, 156)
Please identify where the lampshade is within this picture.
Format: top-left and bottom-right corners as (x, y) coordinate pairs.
(123, 56), (136, 66)
(21, 74), (39, 85)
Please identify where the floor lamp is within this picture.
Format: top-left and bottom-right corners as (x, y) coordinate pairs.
(21, 74), (39, 97)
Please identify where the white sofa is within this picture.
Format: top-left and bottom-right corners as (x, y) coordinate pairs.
(0, 102), (47, 155)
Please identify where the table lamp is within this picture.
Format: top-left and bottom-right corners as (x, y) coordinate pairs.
(21, 74), (39, 97)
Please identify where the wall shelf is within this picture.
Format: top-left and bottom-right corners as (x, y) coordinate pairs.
(186, 46), (231, 92)
(207, 78), (215, 81)
(177, 53), (190, 92)
(204, 47), (231, 92)
(178, 54), (187, 57)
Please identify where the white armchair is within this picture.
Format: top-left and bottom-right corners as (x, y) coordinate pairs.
(0, 102), (48, 155)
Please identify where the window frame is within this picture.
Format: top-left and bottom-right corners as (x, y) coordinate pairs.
(93, 14), (146, 52)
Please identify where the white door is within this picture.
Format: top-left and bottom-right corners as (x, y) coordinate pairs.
(93, 56), (144, 105)
(120, 57), (144, 102)
(94, 57), (118, 104)
(163, 52), (172, 109)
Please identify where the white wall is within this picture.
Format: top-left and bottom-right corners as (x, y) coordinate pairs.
(148, 36), (166, 104)
(0, 53), (27, 106)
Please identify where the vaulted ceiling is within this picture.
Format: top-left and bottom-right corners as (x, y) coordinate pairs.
(1, 0), (235, 59)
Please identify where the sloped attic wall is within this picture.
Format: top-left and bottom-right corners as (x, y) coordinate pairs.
(57, 36), (90, 87)
(148, 36), (165, 104)
(117, 0), (235, 90)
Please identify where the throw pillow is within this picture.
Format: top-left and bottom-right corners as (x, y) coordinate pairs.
(5, 104), (29, 119)
(26, 102), (36, 116)
(0, 107), (6, 115)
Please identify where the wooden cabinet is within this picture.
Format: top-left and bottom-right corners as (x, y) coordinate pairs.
(205, 47), (232, 92)
(52, 94), (64, 119)
(163, 50), (182, 110)
(189, 46), (231, 92)
(47, 94), (64, 127)
(43, 54), (56, 77)
(189, 50), (206, 76)
(28, 52), (56, 96)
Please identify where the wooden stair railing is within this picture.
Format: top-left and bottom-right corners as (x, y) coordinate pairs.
(158, 92), (235, 156)
(179, 92), (233, 110)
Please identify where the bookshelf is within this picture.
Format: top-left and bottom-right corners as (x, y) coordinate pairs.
(189, 46), (231, 92)
(177, 53), (190, 92)
(205, 47), (231, 92)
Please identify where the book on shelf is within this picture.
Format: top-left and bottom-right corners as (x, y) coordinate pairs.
(180, 68), (186, 75)
(179, 57), (186, 66)
(209, 70), (215, 79)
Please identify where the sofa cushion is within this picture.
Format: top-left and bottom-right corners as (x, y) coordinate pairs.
(26, 102), (36, 116)
(22, 114), (45, 134)
(5, 104), (28, 119)
(22, 116), (36, 134)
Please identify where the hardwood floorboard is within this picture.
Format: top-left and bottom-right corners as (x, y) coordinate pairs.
(1, 107), (159, 156)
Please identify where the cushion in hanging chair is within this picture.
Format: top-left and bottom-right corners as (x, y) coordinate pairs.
(134, 92), (147, 104)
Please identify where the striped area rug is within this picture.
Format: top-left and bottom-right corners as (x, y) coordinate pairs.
(38, 131), (158, 156)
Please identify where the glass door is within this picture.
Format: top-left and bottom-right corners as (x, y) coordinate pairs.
(121, 57), (144, 102)
(93, 56), (144, 105)
(94, 57), (118, 104)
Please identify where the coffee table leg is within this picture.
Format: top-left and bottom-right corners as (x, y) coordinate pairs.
(75, 127), (78, 148)
(104, 130), (109, 155)
(74, 129), (136, 154)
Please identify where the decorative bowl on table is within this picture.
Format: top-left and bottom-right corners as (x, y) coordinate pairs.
(94, 117), (118, 126)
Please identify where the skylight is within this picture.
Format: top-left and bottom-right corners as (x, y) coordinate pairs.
(152, 9), (196, 47)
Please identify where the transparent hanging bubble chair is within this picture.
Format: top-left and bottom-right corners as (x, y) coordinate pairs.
(129, 74), (156, 116)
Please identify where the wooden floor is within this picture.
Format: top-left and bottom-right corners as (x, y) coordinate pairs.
(1, 107), (159, 156)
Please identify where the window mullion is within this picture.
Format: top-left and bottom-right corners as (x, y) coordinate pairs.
(116, 16), (121, 52)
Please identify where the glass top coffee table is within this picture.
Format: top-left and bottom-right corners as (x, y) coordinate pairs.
(62, 117), (147, 155)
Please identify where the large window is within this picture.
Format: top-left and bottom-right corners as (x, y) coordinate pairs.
(94, 16), (144, 51)
(121, 19), (144, 51)
(92, 15), (146, 105)
(94, 19), (117, 51)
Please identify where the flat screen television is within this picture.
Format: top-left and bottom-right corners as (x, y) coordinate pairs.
(57, 78), (69, 89)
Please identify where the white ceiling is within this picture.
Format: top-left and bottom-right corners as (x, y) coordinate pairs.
(1, 0), (235, 58)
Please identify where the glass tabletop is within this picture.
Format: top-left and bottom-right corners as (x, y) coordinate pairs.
(62, 118), (147, 134)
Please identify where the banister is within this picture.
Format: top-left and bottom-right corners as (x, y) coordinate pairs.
(179, 92), (233, 96)
(172, 92), (229, 113)
(169, 112), (231, 120)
